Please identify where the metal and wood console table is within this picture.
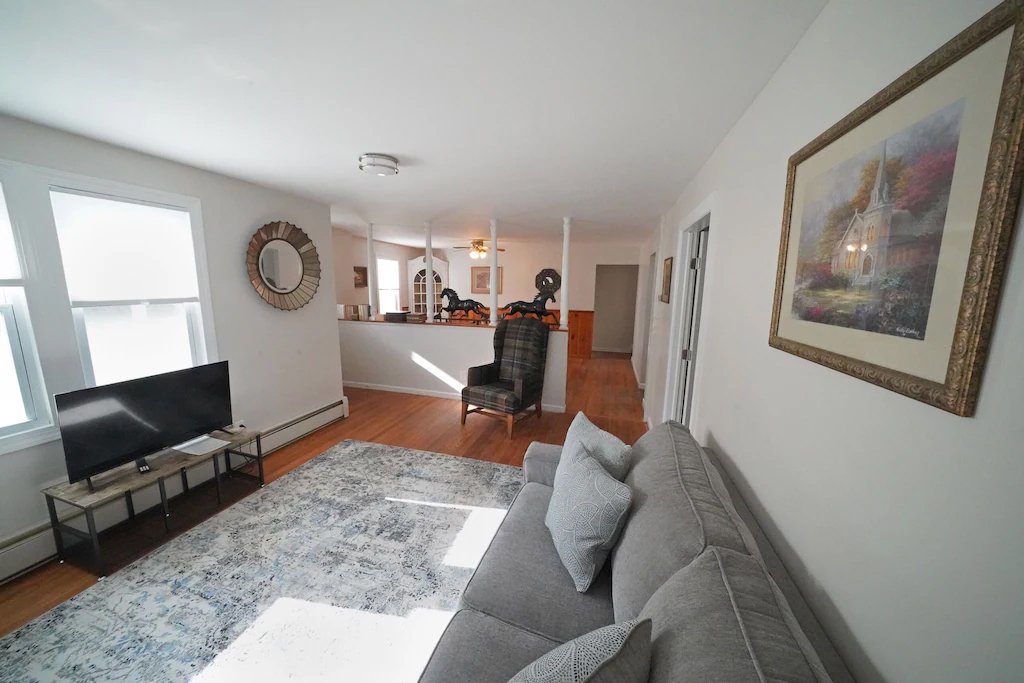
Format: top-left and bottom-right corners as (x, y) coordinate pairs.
(42, 429), (263, 577)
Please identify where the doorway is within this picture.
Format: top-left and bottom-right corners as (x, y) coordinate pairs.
(593, 265), (640, 355)
(676, 216), (710, 427)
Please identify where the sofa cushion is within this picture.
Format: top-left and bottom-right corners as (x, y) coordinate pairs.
(509, 618), (652, 683)
(418, 609), (559, 683)
(611, 420), (756, 620)
(546, 441), (632, 592)
(639, 547), (831, 683)
(461, 482), (616, 642)
(562, 412), (631, 480)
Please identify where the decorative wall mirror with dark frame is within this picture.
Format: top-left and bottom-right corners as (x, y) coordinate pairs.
(246, 221), (321, 310)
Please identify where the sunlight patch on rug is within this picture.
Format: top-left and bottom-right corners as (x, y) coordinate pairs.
(193, 598), (453, 683)
(0, 440), (522, 683)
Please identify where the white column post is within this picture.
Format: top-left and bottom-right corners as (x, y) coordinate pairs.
(424, 221), (435, 323)
(366, 222), (379, 317)
(560, 216), (571, 329)
(489, 218), (499, 324)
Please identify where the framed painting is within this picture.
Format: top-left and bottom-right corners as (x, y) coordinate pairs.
(770, 2), (1024, 416)
(353, 266), (367, 288)
(660, 257), (673, 303)
(471, 266), (503, 294)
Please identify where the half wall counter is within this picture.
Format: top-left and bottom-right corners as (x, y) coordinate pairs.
(338, 319), (568, 412)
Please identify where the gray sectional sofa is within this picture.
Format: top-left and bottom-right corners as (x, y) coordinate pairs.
(418, 421), (856, 682)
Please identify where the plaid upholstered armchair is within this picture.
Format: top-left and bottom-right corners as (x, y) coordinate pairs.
(461, 317), (550, 438)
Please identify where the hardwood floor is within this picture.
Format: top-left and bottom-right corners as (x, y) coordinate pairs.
(0, 352), (647, 637)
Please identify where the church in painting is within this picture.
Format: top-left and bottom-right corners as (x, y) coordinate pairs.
(830, 143), (936, 286)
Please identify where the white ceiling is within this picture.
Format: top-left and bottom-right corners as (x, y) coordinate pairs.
(0, 0), (824, 246)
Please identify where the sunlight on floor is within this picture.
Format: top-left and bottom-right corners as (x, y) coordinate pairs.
(192, 598), (453, 683)
(410, 352), (465, 392)
(385, 497), (506, 569)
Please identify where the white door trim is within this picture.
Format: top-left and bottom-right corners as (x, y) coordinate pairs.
(663, 192), (718, 425)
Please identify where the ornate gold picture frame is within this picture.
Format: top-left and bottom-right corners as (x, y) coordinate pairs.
(769, 2), (1024, 416)
(246, 221), (321, 311)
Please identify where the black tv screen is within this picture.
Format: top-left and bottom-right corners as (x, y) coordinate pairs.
(55, 361), (232, 483)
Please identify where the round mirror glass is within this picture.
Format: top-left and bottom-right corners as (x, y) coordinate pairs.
(259, 240), (304, 293)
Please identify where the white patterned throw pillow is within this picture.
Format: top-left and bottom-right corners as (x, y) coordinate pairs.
(546, 441), (633, 592)
(562, 412), (631, 481)
(508, 619), (652, 683)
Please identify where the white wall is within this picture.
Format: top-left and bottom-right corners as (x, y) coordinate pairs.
(643, 1), (1023, 681)
(333, 229), (439, 309)
(0, 114), (344, 579)
(593, 265), (639, 353)
(338, 321), (568, 412)
(444, 239), (644, 313)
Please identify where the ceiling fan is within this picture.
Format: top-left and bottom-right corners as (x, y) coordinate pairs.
(452, 239), (506, 260)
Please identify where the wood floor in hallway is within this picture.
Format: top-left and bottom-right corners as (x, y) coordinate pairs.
(0, 352), (647, 637)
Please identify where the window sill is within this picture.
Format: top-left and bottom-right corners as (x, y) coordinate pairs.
(0, 424), (61, 456)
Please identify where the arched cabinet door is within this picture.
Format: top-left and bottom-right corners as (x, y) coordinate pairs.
(407, 256), (448, 314)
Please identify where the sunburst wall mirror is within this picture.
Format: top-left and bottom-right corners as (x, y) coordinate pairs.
(246, 221), (321, 310)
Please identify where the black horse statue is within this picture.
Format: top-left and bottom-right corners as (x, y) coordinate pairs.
(503, 292), (557, 323)
(437, 287), (488, 321)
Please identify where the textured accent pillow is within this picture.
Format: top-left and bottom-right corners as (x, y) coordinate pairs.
(563, 412), (630, 480)
(509, 619), (652, 683)
(546, 441), (633, 592)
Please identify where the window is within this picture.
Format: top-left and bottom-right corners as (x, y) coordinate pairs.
(0, 184), (49, 438)
(377, 258), (401, 314)
(50, 190), (207, 386)
(412, 269), (442, 314)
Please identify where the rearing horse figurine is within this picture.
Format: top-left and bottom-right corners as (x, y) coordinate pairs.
(438, 287), (488, 320)
(504, 292), (557, 323)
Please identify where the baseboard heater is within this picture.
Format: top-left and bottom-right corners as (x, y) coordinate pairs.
(0, 397), (348, 585)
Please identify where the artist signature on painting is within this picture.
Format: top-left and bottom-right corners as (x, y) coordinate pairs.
(896, 326), (923, 339)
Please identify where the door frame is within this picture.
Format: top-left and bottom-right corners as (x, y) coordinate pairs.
(663, 194), (716, 426)
(674, 219), (710, 426)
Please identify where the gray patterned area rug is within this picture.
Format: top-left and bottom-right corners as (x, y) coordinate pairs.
(0, 440), (522, 682)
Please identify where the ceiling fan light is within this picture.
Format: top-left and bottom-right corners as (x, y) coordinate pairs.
(358, 153), (399, 176)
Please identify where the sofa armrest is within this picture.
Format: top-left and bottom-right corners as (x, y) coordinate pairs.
(522, 441), (563, 486)
(467, 362), (499, 387)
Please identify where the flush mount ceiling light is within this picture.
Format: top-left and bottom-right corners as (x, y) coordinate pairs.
(358, 153), (399, 176)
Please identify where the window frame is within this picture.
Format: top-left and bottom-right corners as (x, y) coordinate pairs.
(0, 170), (54, 450)
(48, 184), (218, 389)
(0, 301), (44, 439)
(376, 257), (401, 314)
(0, 159), (219, 455)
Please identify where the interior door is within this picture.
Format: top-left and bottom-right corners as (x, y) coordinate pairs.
(678, 224), (709, 426)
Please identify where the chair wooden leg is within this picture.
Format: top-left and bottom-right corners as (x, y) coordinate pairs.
(506, 414), (514, 439)
(461, 402), (468, 425)
(535, 400), (543, 418)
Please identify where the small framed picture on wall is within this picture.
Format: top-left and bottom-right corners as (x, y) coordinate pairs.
(471, 266), (503, 294)
(353, 266), (368, 288)
(660, 257), (673, 303)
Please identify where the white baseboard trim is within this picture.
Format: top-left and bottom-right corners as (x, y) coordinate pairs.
(344, 380), (566, 414)
(592, 346), (633, 354)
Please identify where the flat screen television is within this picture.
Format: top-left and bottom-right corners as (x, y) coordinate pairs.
(55, 361), (232, 483)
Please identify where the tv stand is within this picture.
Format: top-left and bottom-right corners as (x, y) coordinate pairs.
(42, 429), (263, 577)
